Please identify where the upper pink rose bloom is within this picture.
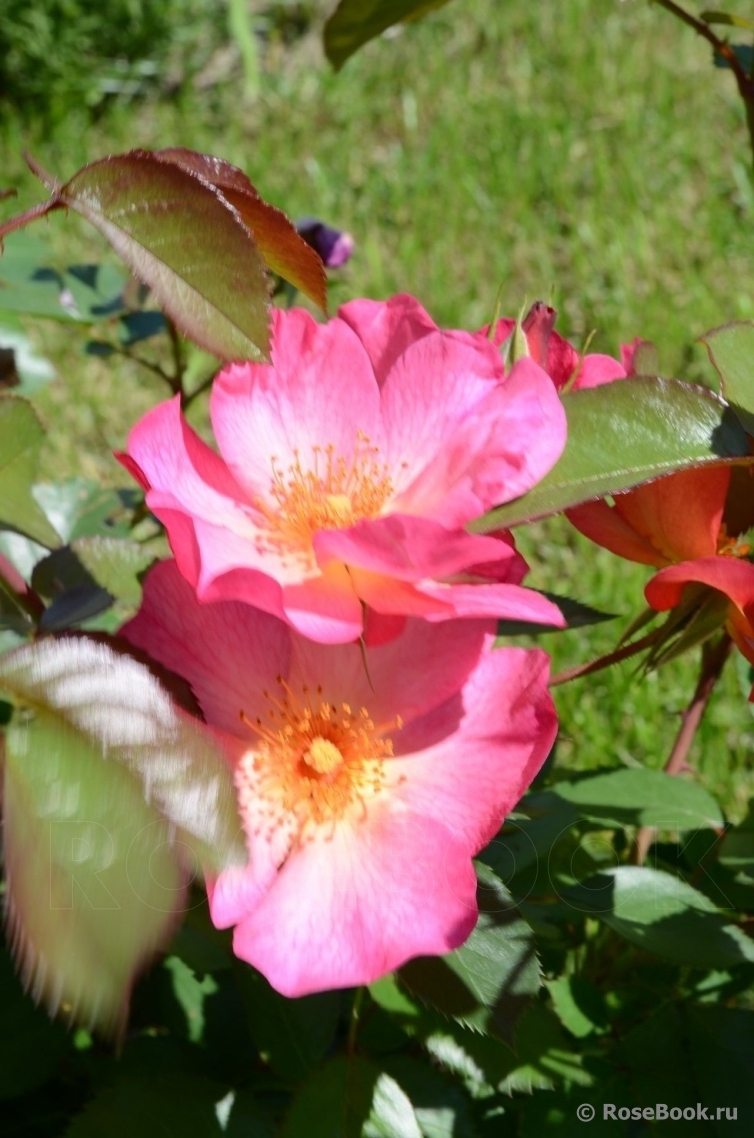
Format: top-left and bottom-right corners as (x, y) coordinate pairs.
(120, 294), (567, 643)
(486, 301), (642, 390)
(121, 559), (557, 997)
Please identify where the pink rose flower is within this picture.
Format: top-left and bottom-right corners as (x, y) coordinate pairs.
(120, 294), (567, 643)
(121, 559), (558, 996)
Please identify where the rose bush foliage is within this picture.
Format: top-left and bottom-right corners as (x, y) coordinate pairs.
(2, 131), (754, 1134)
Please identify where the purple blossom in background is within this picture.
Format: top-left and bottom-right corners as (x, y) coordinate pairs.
(295, 216), (354, 268)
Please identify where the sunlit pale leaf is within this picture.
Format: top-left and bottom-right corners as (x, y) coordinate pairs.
(2, 709), (184, 1037)
(0, 637), (245, 1035)
(0, 395), (60, 547)
(471, 377), (751, 531)
(325, 0), (455, 69)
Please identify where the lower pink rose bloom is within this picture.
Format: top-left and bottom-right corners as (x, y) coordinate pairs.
(120, 294), (567, 644)
(122, 560), (558, 996)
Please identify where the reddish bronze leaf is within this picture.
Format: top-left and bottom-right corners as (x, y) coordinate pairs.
(57, 151), (273, 361)
(155, 149), (327, 311)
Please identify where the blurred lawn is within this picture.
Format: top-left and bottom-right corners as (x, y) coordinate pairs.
(1, 0), (753, 811)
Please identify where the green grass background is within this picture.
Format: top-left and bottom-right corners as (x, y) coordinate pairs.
(2, 0), (753, 813)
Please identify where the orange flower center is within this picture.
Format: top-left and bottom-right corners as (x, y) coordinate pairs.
(716, 524), (751, 559)
(235, 677), (402, 844)
(261, 435), (393, 556)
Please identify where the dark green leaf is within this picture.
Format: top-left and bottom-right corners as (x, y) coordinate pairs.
(400, 864), (541, 1044)
(496, 591), (617, 637)
(32, 545), (99, 599)
(719, 800), (754, 878)
(63, 262), (128, 320)
(477, 791), (580, 887)
(551, 768), (724, 830)
(713, 43), (754, 72)
(54, 152), (273, 362)
(701, 322), (754, 436)
(233, 962), (342, 1082)
(702, 10), (754, 29)
(119, 310), (167, 345)
(325, 0), (455, 69)
(0, 636), (246, 1034)
(282, 1057), (421, 1138)
(167, 904), (233, 974)
(617, 1004), (700, 1124)
(65, 1073), (238, 1137)
(0, 937), (71, 1100)
(223, 1090), (277, 1138)
(39, 584), (113, 631)
(565, 866), (754, 969)
(0, 396), (60, 546)
(470, 377), (751, 531)
(546, 975), (608, 1039)
(85, 340), (116, 357)
(686, 1004), (754, 1123)
(380, 1055), (477, 1138)
(31, 545), (115, 631)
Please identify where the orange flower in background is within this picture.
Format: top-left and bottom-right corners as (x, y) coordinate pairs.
(568, 464), (754, 673)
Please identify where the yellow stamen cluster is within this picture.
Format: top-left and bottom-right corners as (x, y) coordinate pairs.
(235, 677), (403, 845)
(262, 434), (393, 555)
(717, 524), (752, 559)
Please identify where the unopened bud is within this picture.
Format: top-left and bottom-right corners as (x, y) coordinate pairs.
(295, 217), (354, 268)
